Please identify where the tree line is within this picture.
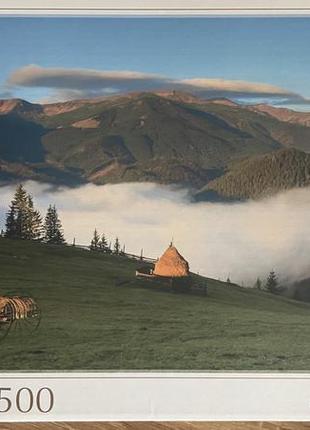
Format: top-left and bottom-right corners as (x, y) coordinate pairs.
(254, 270), (282, 294)
(226, 270), (282, 294)
(2, 184), (126, 256)
(2, 184), (65, 244)
(89, 229), (125, 255)
(207, 148), (310, 200)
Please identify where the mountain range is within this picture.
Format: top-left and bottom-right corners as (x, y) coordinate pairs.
(1, 91), (310, 200)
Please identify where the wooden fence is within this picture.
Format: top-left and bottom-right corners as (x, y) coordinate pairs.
(74, 244), (157, 264)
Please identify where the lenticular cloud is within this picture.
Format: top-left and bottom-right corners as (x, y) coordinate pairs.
(6, 64), (302, 104)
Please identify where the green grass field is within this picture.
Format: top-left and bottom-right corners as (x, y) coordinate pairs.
(1, 237), (310, 371)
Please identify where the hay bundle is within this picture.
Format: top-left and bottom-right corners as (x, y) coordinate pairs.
(0, 297), (10, 310)
(153, 245), (189, 277)
(0, 297), (14, 323)
(0, 296), (37, 320)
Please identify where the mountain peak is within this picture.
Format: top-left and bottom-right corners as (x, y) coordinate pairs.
(0, 98), (42, 115)
(153, 90), (207, 104)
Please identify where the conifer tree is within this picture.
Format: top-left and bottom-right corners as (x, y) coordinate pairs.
(5, 204), (17, 238)
(24, 195), (43, 240)
(90, 228), (100, 250)
(5, 184), (28, 239)
(265, 270), (279, 294)
(5, 184), (42, 240)
(113, 237), (120, 255)
(99, 233), (108, 252)
(44, 205), (65, 244)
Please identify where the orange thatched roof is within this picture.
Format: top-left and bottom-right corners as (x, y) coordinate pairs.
(153, 245), (189, 277)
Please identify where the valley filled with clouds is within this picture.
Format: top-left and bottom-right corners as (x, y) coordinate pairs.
(1, 181), (310, 286)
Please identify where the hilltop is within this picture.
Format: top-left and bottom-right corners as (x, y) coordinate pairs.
(196, 148), (310, 201)
(1, 237), (310, 370)
(2, 92), (310, 197)
(250, 103), (310, 127)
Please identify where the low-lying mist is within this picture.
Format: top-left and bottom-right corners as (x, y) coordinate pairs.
(1, 181), (310, 286)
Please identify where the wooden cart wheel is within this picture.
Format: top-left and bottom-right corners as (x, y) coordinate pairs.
(0, 302), (14, 341)
(10, 304), (41, 335)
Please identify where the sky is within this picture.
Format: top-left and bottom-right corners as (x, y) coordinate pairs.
(1, 17), (310, 108)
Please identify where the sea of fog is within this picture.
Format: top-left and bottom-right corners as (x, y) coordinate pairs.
(1, 181), (310, 286)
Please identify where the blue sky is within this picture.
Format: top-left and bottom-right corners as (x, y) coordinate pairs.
(1, 17), (310, 108)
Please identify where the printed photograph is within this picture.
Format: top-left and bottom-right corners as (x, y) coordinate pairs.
(1, 17), (310, 370)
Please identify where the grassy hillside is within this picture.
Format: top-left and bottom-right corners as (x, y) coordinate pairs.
(197, 148), (310, 201)
(1, 238), (310, 370)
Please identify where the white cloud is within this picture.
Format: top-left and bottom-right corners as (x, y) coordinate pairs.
(5, 64), (305, 104)
(180, 78), (289, 95)
(1, 181), (310, 286)
(7, 65), (169, 91)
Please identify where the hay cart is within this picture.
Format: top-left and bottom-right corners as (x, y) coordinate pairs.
(0, 296), (41, 341)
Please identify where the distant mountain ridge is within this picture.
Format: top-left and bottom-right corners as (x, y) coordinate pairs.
(1, 91), (310, 199)
(250, 103), (310, 127)
(196, 148), (310, 201)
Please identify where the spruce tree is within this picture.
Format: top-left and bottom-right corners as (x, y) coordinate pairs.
(265, 270), (278, 294)
(113, 237), (120, 255)
(5, 184), (42, 240)
(5, 203), (17, 238)
(24, 195), (43, 240)
(5, 184), (28, 239)
(90, 229), (100, 250)
(99, 233), (108, 252)
(44, 205), (65, 245)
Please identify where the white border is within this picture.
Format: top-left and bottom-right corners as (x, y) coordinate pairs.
(1, 372), (310, 421)
(0, 0), (310, 15)
(1, 1), (310, 421)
